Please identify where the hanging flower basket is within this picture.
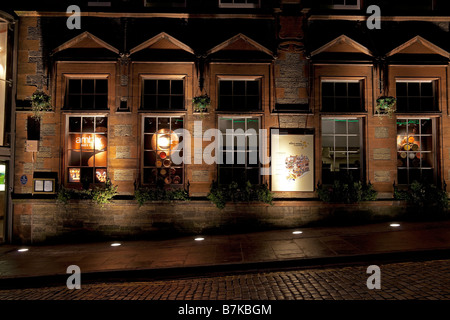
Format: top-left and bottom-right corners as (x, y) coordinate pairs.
(192, 94), (211, 115)
(375, 96), (396, 119)
(31, 90), (52, 119)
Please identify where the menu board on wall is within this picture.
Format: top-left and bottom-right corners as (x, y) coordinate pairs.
(271, 129), (314, 192)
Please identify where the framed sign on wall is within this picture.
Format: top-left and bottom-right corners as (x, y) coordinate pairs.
(271, 128), (314, 192)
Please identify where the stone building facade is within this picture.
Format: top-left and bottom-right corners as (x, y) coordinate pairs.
(2, 0), (450, 243)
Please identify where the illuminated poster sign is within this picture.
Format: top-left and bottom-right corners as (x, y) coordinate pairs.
(271, 129), (314, 192)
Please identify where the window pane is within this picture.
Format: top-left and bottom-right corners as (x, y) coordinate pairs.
(96, 80), (108, 94)
(68, 168), (81, 183)
(335, 120), (347, 134)
(170, 96), (184, 109)
(68, 151), (81, 166)
(247, 81), (259, 95)
(95, 95), (108, 109)
(95, 169), (107, 183)
(348, 120), (359, 134)
(144, 168), (157, 184)
(246, 96), (260, 109)
(158, 118), (170, 130)
(144, 117), (157, 133)
(158, 95), (170, 109)
(408, 83), (420, 96)
(220, 96), (233, 109)
(396, 82), (407, 96)
(82, 151), (95, 166)
(171, 118), (184, 131)
(348, 82), (360, 97)
(143, 96), (157, 109)
(335, 83), (347, 96)
(421, 82), (433, 96)
(94, 151), (107, 167)
(144, 151), (156, 166)
(80, 168), (93, 184)
(219, 118), (232, 132)
(68, 80), (81, 94)
(82, 95), (95, 109)
(69, 117), (81, 132)
(95, 117), (108, 133)
(233, 118), (246, 131)
(159, 80), (170, 94)
(144, 134), (153, 150)
(322, 82), (334, 96)
(83, 80), (95, 94)
(144, 80), (157, 95)
(220, 81), (232, 95)
(67, 95), (81, 109)
(233, 81), (245, 95)
(322, 119), (335, 134)
(247, 118), (259, 131)
(82, 117), (95, 132)
(171, 80), (183, 95)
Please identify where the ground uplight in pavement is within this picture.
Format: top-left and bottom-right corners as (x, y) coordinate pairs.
(390, 223), (401, 227)
(292, 231), (303, 235)
(111, 243), (121, 247)
(17, 248), (29, 252)
(194, 237), (205, 241)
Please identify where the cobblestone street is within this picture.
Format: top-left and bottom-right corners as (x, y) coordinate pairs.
(0, 259), (449, 300)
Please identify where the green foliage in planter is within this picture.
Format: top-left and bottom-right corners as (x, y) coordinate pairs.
(394, 180), (448, 209)
(31, 90), (52, 119)
(375, 96), (396, 118)
(134, 187), (190, 207)
(192, 94), (211, 113)
(56, 178), (118, 207)
(90, 178), (118, 207)
(317, 175), (377, 204)
(207, 181), (273, 209)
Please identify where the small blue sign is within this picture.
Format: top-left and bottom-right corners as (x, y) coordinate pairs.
(20, 175), (28, 185)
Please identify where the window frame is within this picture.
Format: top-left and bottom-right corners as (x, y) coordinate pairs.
(325, 0), (361, 10)
(141, 115), (186, 187)
(217, 76), (262, 112)
(395, 79), (439, 113)
(396, 117), (437, 185)
(320, 79), (365, 113)
(63, 74), (110, 111)
(144, 0), (186, 7)
(217, 116), (262, 185)
(65, 114), (109, 187)
(321, 117), (365, 184)
(218, 0), (261, 9)
(140, 75), (186, 111)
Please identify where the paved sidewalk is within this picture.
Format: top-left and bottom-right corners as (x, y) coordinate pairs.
(0, 220), (450, 285)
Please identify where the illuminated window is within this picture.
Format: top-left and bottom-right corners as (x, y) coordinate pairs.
(219, 0), (260, 8)
(65, 79), (108, 110)
(397, 118), (435, 185)
(218, 117), (260, 185)
(321, 118), (363, 184)
(218, 79), (261, 111)
(142, 116), (184, 186)
(67, 116), (108, 185)
(321, 81), (364, 112)
(322, 0), (361, 10)
(141, 79), (185, 110)
(396, 81), (438, 112)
